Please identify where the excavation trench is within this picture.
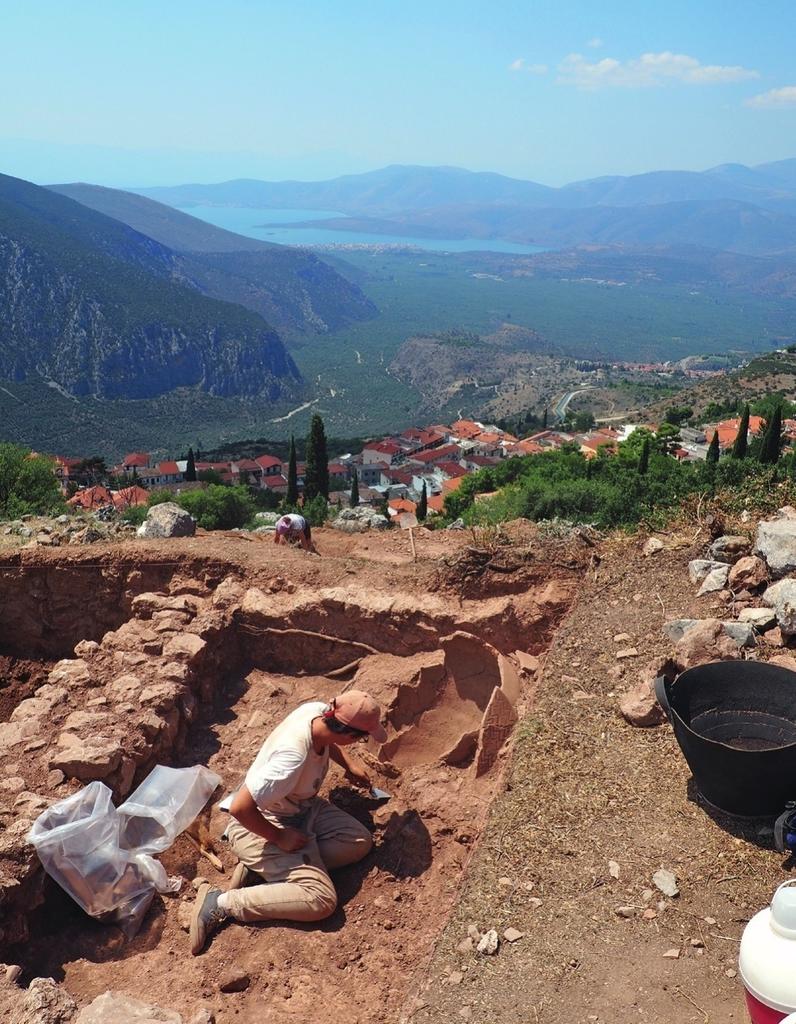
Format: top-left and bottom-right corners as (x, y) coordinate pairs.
(0, 548), (576, 1022)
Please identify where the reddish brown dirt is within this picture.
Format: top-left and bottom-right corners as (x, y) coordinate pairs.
(1, 523), (584, 1023)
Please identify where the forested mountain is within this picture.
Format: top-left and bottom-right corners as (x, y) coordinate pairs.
(0, 173), (301, 400)
(49, 182), (377, 335)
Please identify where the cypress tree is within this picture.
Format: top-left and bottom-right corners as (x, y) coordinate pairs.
(706, 431), (720, 464)
(286, 435), (298, 505)
(731, 404), (750, 459)
(417, 481), (428, 521)
(638, 437), (650, 475)
(185, 447), (197, 482)
(304, 415), (329, 500)
(350, 468), (359, 507)
(759, 404), (783, 464)
(542, 407), (549, 429)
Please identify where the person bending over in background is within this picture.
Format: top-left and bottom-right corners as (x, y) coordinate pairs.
(273, 512), (318, 554)
(190, 690), (387, 955)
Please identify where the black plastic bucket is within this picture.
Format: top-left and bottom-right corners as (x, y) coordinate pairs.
(655, 660), (796, 817)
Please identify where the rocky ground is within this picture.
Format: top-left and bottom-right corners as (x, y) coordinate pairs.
(3, 509), (796, 1022)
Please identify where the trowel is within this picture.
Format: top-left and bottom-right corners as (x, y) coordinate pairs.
(370, 786), (391, 802)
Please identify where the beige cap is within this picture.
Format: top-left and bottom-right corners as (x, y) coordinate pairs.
(333, 690), (387, 743)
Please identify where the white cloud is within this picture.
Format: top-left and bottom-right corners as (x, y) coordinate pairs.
(586, 37), (604, 49)
(509, 58), (548, 75)
(557, 51), (759, 89)
(745, 86), (796, 109)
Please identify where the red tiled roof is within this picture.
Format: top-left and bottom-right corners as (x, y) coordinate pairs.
(464, 454), (501, 466)
(450, 419), (482, 439)
(235, 459), (261, 471)
(122, 452), (150, 467)
(401, 428), (445, 447)
(408, 444), (461, 465)
(328, 463), (348, 474)
(158, 461), (180, 475)
(388, 498), (417, 514)
(427, 494), (446, 513)
(111, 485), (149, 509)
(68, 485), (113, 509)
(255, 454), (282, 470)
(435, 461), (468, 479)
(262, 474), (288, 489)
(474, 432), (501, 444)
(383, 469), (415, 486)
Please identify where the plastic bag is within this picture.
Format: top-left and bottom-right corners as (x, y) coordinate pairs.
(118, 765), (221, 854)
(28, 765), (221, 938)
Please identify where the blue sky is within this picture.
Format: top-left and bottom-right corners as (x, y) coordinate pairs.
(1, 0), (794, 187)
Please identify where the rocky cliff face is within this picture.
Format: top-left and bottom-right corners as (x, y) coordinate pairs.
(0, 176), (304, 401)
(0, 235), (301, 399)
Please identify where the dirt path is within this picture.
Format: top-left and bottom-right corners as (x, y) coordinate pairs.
(413, 531), (787, 1024)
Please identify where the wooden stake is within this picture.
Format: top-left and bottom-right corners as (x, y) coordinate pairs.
(408, 527), (417, 562)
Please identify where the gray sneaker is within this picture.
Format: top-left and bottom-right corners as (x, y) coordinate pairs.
(190, 884), (228, 956)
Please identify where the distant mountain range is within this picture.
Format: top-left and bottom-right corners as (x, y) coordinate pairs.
(136, 161), (796, 255)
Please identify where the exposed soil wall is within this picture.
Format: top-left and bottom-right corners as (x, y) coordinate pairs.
(0, 534), (580, 1022)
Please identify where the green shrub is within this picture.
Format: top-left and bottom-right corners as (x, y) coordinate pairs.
(120, 505), (148, 526)
(302, 494), (329, 527)
(177, 485), (256, 531)
(0, 444), (66, 519)
(147, 489), (173, 507)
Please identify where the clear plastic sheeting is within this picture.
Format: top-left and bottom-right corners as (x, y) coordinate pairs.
(118, 765), (222, 854)
(28, 765), (221, 937)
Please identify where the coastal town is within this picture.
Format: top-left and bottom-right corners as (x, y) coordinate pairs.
(51, 408), (796, 522)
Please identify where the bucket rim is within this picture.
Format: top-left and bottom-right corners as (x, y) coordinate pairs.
(664, 662), (796, 755)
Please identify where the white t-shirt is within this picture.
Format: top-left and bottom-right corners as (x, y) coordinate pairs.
(244, 701), (329, 824)
(276, 513), (307, 537)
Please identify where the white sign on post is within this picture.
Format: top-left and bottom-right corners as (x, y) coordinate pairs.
(397, 512), (418, 560)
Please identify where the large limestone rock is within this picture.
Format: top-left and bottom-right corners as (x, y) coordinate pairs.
(75, 991), (181, 1023)
(330, 507), (390, 532)
(688, 559), (725, 584)
(754, 519), (796, 578)
(9, 977), (77, 1024)
(728, 555), (767, 592)
(697, 564), (729, 596)
(619, 679), (665, 728)
(708, 535), (750, 564)
(674, 619), (743, 669)
(137, 503), (196, 539)
(49, 739), (123, 783)
(763, 578), (796, 635)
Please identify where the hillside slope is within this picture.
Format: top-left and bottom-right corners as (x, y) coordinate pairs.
(49, 182), (377, 335)
(0, 173), (301, 400)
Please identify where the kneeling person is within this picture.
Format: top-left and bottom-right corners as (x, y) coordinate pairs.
(190, 690), (387, 954)
(273, 512), (317, 553)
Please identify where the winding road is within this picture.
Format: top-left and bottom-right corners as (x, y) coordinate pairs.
(553, 386), (596, 422)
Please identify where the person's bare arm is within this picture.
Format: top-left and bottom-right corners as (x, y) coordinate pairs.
(229, 785), (308, 852)
(329, 745), (371, 789)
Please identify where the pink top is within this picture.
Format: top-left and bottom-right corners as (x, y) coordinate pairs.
(276, 513), (307, 536)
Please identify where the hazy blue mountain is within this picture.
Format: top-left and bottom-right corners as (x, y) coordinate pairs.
(137, 164), (559, 216)
(0, 173), (301, 400)
(135, 160), (796, 216)
(49, 182), (377, 335)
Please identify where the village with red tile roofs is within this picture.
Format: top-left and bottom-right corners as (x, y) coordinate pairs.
(47, 409), (796, 523)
